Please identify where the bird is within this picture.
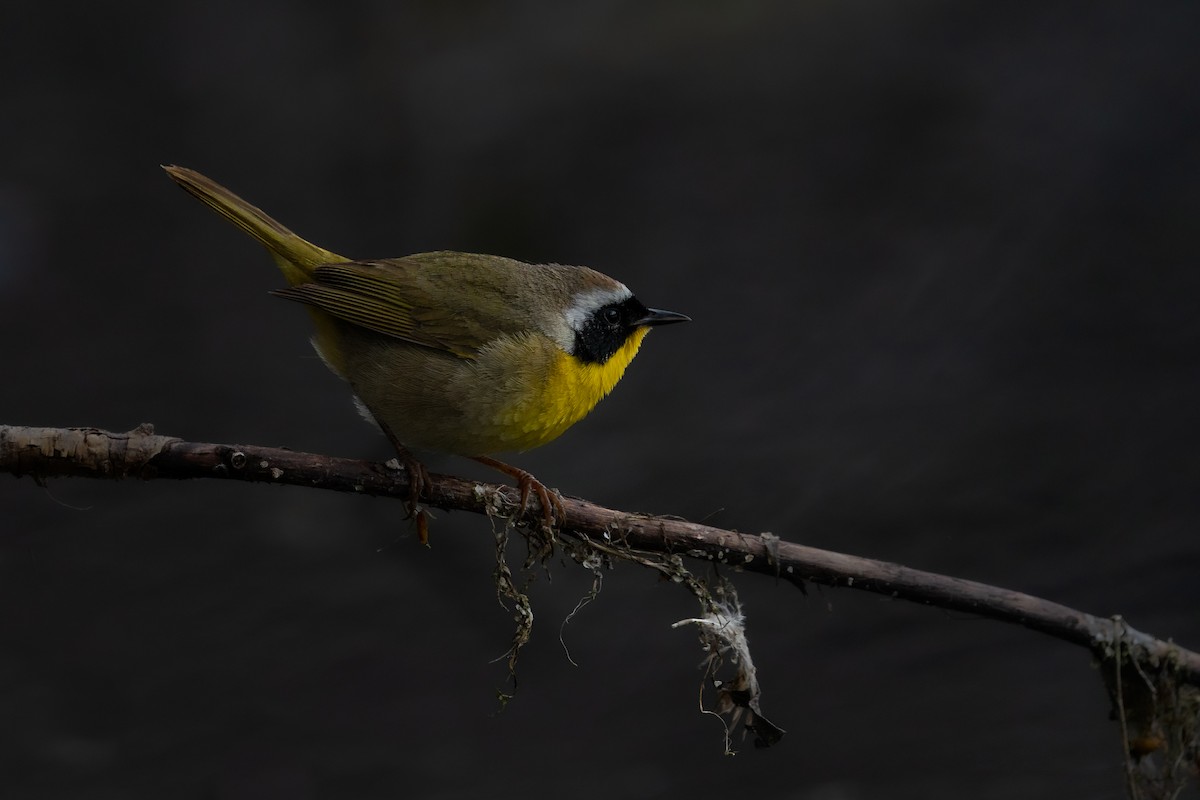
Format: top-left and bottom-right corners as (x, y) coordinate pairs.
(163, 166), (688, 540)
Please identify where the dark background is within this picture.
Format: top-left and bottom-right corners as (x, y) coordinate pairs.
(3, 2), (1198, 798)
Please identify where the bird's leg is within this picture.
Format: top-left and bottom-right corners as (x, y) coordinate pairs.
(376, 420), (432, 545)
(471, 456), (564, 529)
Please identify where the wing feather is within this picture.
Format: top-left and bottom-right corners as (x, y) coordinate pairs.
(269, 254), (531, 359)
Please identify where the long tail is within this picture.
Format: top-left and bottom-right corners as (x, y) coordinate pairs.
(162, 165), (346, 286)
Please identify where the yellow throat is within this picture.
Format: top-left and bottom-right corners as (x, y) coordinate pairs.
(500, 327), (650, 452)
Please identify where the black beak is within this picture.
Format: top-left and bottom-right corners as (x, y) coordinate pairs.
(633, 308), (691, 327)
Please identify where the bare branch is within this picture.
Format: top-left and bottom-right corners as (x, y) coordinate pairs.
(3, 423), (1197, 685)
(5, 423), (1200, 774)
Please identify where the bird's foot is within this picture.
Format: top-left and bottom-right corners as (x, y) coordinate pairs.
(383, 444), (432, 546)
(471, 456), (565, 529)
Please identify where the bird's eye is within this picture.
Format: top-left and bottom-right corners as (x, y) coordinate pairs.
(603, 307), (621, 325)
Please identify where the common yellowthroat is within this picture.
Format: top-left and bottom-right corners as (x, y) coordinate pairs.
(163, 166), (688, 534)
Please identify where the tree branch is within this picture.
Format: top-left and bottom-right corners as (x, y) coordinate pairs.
(4, 424), (1198, 770)
(4, 423), (1195, 678)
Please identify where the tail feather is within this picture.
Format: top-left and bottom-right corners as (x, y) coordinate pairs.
(164, 164), (351, 375)
(162, 165), (346, 286)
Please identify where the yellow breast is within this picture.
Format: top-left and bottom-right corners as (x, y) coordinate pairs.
(494, 327), (650, 452)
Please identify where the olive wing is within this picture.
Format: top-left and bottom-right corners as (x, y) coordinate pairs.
(271, 255), (527, 359)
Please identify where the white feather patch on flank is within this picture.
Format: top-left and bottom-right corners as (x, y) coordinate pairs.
(563, 284), (633, 333)
(353, 395), (381, 429)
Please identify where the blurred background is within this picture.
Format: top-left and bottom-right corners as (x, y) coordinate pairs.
(3, 2), (1199, 797)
